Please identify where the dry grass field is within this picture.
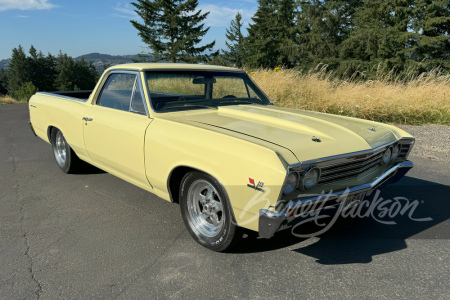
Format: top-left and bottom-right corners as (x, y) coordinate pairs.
(250, 67), (450, 125)
(0, 95), (22, 105)
(2, 67), (449, 125)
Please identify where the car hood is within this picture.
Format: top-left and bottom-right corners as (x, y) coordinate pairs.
(173, 105), (398, 163)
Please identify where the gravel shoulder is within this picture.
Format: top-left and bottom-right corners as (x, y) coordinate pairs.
(397, 124), (450, 163)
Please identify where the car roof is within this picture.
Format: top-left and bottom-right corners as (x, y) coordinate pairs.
(107, 63), (243, 72)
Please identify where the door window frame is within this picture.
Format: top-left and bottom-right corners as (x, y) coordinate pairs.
(94, 70), (149, 117)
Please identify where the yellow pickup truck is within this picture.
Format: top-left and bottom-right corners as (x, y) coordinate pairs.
(29, 63), (414, 251)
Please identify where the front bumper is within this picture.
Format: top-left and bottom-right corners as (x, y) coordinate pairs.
(258, 160), (414, 239)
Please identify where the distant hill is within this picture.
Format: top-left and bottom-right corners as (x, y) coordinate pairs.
(0, 53), (150, 73)
(74, 53), (149, 73)
(0, 58), (11, 70)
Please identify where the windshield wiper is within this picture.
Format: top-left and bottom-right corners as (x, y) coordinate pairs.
(219, 100), (255, 106)
(160, 104), (218, 111)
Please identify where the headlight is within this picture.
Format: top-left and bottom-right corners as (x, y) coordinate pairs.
(283, 172), (298, 195)
(391, 144), (400, 161)
(300, 167), (320, 191)
(380, 147), (392, 165)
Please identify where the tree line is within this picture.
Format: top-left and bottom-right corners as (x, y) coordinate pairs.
(131, 0), (449, 78)
(222, 0), (450, 76)
(1, 0), (448, 99)
(0, 45), (98, 101)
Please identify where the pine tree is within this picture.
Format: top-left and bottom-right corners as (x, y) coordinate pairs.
(339, 0), (415, 74)
(412, 0), (450, 70)
(73, 58), (99, 90)
(55, 53), (98, 91)
(0, 69), (8, 95)
(295, 0), (362, 71)
(130, 0), (215, 63)
(7, 45), (30, 95)
(27, 46), (56, 92)
(224, 12), (245, 67)
(245, 0), (296, 68)
(244, 0), (275, 68)
(274, 0), (296, 67)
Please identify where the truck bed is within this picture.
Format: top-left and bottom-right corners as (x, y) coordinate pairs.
(48, 90), (93, 101)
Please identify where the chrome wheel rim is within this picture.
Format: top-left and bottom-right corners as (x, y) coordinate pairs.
(187, 180), (224, 237)
(54, 131), (67, 167)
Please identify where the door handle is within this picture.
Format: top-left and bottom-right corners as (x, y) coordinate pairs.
(83, 117), (93, 125)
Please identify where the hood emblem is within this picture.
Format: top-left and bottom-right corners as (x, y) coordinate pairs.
(312, 136), (321, 143)
(369, 126), (376, 132)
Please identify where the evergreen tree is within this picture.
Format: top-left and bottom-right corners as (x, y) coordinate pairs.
(130, 0), (215, 63)
(27, 46), (56, 92)
(339, 0), (416, 74)
(55, 53), (98, 91)
(245, 0), (281, 68)
(224, 12), (245, 67)
(7, 45), (30, 95)
(295, 0), (362, 71)
(0, 69), (7, 95)
(73, 58), (99, 90)
(412, 0), (450, 70)
(274, 0), (296, 67)
(245, 0), (296, 68)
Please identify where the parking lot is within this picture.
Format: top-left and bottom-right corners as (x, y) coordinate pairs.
(1, 104), (449, 299)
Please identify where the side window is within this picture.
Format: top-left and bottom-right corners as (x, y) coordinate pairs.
(130, 83), (146, 115)
(97, 73), (137, 112)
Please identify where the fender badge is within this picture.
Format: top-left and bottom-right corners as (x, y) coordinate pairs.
(247, 178), (265, 192)
(312, 136), (321, 142)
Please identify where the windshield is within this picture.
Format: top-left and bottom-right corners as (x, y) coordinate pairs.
(144, 70), (272, 112)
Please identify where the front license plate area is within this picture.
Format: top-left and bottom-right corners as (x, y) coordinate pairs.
(343, 191), (366, 208)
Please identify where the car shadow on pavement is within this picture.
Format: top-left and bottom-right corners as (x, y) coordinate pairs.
(75, 163), (106, 175)
(232, 176), (450, 263)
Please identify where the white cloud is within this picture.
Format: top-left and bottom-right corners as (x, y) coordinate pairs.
(112, 2), (139, 19)
(0, 0), (55, 11)
(198, 4), (255, 27)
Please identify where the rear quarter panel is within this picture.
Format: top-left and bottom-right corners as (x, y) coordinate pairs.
(29, 93), (91, 162)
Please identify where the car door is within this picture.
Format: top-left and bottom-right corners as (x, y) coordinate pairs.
(83, 71), (153, 188)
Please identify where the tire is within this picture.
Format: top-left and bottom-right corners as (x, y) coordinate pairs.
(51, 129), (82, 174)
(179, 171), (242, 252)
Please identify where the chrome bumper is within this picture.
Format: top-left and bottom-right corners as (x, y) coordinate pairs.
(258, 161), (414, 239)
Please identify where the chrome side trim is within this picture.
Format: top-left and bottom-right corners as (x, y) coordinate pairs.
(37, 92), (89, 102)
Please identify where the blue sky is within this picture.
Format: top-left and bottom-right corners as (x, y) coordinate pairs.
(0, 0), (258, 60)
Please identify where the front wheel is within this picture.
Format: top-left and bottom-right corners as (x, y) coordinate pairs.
(179, 172), (242, 252)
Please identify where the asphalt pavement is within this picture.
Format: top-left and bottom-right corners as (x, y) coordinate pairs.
(1, 103), (449, 299)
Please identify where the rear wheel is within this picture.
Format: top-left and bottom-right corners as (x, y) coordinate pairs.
(51, 129), (82, 174)
(180, 171), (242, 252)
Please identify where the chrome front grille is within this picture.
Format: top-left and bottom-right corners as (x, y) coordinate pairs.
(286, 138), (414, 193)
(318, 152), (383, 185)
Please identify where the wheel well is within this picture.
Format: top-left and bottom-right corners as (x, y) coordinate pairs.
(47, 126), (56, 143)
(167, 166), (197, 204)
